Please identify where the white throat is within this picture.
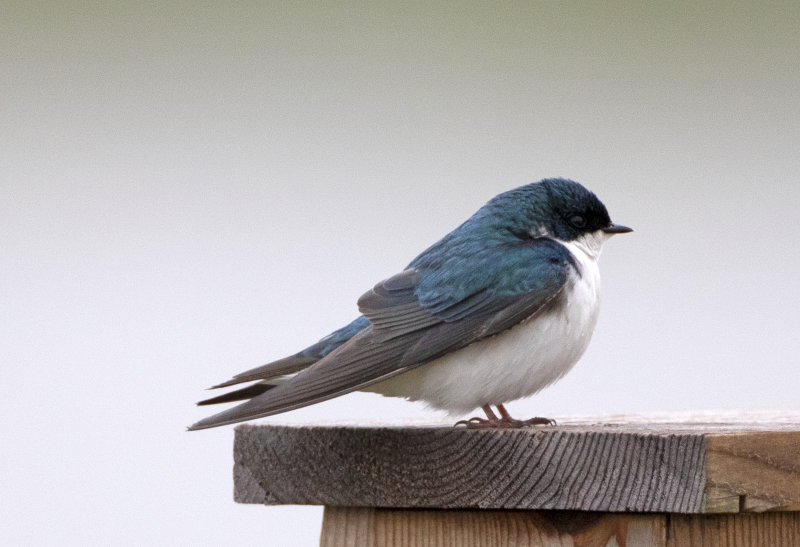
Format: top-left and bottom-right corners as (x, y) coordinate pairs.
(558, 230), (611, 261)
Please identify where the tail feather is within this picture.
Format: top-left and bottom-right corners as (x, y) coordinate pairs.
(210, 355), (316, 389)
(197, 382), (277, 406)
(192, 316), (371, 430)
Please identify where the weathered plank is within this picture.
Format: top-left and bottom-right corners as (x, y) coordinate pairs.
(320, 508), (667, 547)
(234, 420), (799, 513)
(235, 420), (800, 513)
(235, 425), (707, 512)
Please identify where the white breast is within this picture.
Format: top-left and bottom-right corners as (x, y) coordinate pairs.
(364, 232), (607, 415)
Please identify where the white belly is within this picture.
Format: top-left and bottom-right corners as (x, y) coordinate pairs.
(364, 239), (603, 415)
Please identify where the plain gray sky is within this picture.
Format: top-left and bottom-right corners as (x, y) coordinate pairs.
(3, 2), (799, 545)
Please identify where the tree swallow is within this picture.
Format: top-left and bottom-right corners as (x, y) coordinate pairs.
(189, 178), (631, 430)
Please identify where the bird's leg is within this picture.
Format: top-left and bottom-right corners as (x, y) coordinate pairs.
(454, 404), (503, 428)
(496, 404), (556, 427)
(483, 404), (500, 421)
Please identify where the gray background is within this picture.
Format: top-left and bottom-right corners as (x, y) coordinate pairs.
(3, 2), (799, 545)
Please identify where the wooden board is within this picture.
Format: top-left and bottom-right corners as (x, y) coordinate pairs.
(233, 419), (800, 514)
(320, 508), (800, 547)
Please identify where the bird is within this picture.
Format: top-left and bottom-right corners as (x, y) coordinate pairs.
(189, 178), (631, 431)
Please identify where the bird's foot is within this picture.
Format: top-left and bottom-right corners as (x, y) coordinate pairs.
(497, 403), (556, 426)
(454, 404), (556, 429)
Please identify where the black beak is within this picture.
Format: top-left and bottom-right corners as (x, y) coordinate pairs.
(603, 223), (633, 234)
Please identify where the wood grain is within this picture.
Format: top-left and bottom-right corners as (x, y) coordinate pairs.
(233, 420), (800, 514)
(321, 508), (667, 547)
(666, 512), (800, 546)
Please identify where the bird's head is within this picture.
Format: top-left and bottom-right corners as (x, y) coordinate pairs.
(478, 178), (632, 249)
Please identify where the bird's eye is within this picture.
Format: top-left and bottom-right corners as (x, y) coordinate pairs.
(569, 214), (586, 228)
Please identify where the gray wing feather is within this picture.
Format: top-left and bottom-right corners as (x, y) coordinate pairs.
(356, 270), (441, 337)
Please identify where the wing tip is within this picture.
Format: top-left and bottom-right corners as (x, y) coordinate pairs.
(186, 415), (234, 431)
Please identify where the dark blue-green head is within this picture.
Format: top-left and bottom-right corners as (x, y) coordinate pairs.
(408, 177), (631, 272)
(468, 178), (631, 243)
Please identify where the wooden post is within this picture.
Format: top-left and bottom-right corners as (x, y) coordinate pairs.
(232, 417), (800, 546)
